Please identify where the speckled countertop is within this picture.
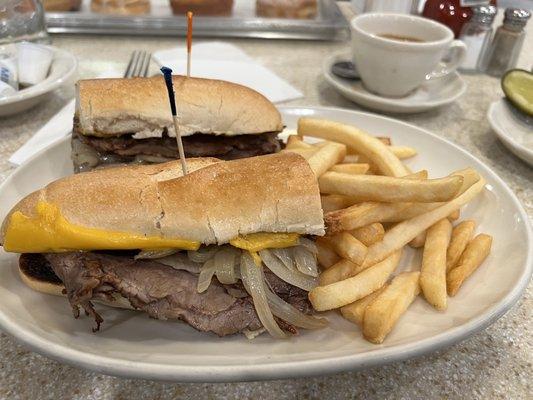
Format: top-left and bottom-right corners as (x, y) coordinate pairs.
(0, 4), (532, 400)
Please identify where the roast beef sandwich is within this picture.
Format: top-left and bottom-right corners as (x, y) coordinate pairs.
(1, 152), (327, 338)
(72, 76), (284, 172)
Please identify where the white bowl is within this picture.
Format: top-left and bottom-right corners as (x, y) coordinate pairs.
(0, 45), (78, 117)
(487, 98), (533, 167)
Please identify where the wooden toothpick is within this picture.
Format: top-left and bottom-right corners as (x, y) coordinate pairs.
(160, 66), (188, 175)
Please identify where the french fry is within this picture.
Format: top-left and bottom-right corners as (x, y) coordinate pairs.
(408, 231), (426, 248)
(420, 219), (452, 310)
(329, 232), (368, 265)
(362, 271), (420, 344)
(326, 202), (412, 233)
(446, 220), (476, 272)
(340, 285), (389, 325)
(376, 136), (392, 146)
(330, 163), (370, 175)
(319, 258), (361, 286)
(281, 148), (317, 160)
(342, 154), (360, 164)
(316, 239), (340, 269)
(361, 177), (486, 269)
(350, 223), (385, 246)
(298, 118), (410, 177)
(309, 250), (402, 311)
(321, 195), (353, 213)
(447, 234), (492, 296)
(390, 146), (417, 159)
(307, 141), (346, 177)
(319, 172), (463, 203)
(448, 209), (460, 221)
(286, 135), (313, 149)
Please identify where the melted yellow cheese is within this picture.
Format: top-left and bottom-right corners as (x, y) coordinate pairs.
(230, 232), (300, 253)
(250, 251), (262, 267)
(3, 201), (200, 253)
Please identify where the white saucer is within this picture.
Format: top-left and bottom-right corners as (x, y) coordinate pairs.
(323, 51), (467, 114)
(488, 98), (533, 167)
(0, 45), (78, 117)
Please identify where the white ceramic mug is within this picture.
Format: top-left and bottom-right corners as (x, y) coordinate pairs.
(351, 13), (467, 98)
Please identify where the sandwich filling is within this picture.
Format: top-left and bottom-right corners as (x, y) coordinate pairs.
(72, 119), (283, 172)
(20, 252), (312, 337)
(19, 240), (325, 338)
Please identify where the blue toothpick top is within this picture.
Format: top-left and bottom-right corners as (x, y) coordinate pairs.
(160, 67), (177, 116)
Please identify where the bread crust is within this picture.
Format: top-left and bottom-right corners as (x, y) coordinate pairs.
(90, 0), (150, 15)
(76, 76), (283, 138)
(256, 0), (317, 19)
(43, 0), (82, 11)
(170, 0), (234, 15)
(1, 153), (324, 247)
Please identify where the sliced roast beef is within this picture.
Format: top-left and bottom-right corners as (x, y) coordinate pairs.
(72, 127), (283, 172)
(30, 252), (310, 336)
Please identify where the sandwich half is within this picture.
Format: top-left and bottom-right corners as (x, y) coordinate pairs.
(72, 76), (284, 172)
(1, 152), (326, 338)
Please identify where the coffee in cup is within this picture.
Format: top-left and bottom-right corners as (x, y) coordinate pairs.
(351, 13), (466, 98)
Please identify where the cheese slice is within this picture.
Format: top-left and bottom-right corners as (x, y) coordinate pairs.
(3, 201), (301, 254)
(3, 201), (200, 253)
(230, 232), (300, 253)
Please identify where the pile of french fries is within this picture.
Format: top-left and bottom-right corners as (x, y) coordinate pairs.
(283, 118), (493, 344)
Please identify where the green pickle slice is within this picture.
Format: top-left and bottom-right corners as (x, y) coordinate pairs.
(502, 69), (533, 117)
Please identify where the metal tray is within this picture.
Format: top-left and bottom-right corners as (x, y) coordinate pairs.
(45, 0), (349, 41)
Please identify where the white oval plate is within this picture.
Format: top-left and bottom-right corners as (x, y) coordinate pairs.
(323, 52), (467, 114)
(0, 45), (78, 117)
(0, 107), (530, 382)
(487, 98), (533, 167)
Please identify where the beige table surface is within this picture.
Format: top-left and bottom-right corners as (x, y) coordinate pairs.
(0, 5), (532, 400)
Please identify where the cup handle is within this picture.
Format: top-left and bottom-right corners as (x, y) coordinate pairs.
(427, 40), (467, 80)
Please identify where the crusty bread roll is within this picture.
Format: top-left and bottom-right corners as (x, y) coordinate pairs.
(1, 153), (325, 248)
(76, 76), (283, 138)
(169, 0), (233, 15)
(43, 0), (82, 11)
(91, 0), (150, 15)
(256, 0), (317, 19)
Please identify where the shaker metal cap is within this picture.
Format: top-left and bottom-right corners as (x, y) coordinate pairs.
(504, 8), (531, 27)
(471, 5), (497, 24)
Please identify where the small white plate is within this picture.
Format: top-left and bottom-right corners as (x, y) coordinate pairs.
(0, 45), (78, 117)
(323, 52), (467, 114)
(0, 107), (530, 382)
(488, 98), (533, 167)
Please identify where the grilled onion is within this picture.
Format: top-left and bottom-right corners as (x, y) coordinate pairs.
(266, 288), (328, 330)
(156, 253), (201, 274)
(214, 247), (238, 284)
(197, 259), (217, 293)
(259, 249), (317, 291)
(293, 246), (319, 277)
(240, 252), (287, 339)
(271, 248), (296, 270)
(188, 246), (218, 263)
(135, 249), (178, 259)
(299, 237), (318, 254)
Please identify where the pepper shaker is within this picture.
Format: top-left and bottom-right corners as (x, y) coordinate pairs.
(484, 8), (531, 77)
(459, 5), (497, 72)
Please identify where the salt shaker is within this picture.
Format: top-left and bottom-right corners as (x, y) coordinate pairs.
(459, 5), (497, 72)
(484, 8), (531, 77)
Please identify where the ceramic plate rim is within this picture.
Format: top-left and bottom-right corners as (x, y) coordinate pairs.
(0, 45), (78, 107)
(487, 99), (533, 165)
(323, 51), (467, 112)
(0, 106), (530, 382)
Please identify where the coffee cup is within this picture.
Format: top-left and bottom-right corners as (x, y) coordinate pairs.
(351, 13), (466, 98)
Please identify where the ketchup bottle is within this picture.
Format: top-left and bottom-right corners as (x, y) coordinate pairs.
(422, 1), (497, 38)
